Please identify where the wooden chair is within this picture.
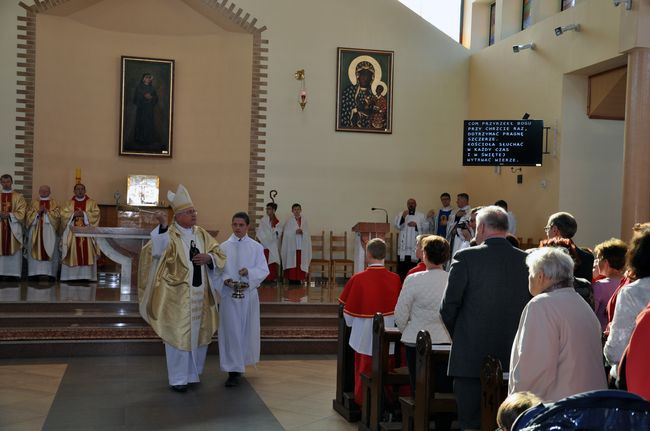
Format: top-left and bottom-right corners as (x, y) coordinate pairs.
(359, 313), (409, 431)
(333, 303), (361, 422)
(399, 331), (456, 431)
(330, 231), (354, 284)
(308, 231), (330, 283)
(384, 232), (398, 274)
(480, 356), (509, 431)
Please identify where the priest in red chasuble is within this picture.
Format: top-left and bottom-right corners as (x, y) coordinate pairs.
(26, 185), (61, 279)
(338, 238), (401, 406)
(0, 174), (27, 278)
(60, 183), (100, 281)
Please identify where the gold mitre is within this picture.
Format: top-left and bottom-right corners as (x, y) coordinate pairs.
(167, 184), (194, 213)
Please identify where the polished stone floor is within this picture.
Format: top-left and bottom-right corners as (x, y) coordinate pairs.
(0, 278), (346, 304)
(0, 355), (357, 431)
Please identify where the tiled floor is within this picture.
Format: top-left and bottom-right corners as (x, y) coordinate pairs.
(0, 356), (357, 431)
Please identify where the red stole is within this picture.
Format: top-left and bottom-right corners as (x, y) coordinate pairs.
(1, 193), (12, 255)
(71, 196), (90, 265)
(270, 216), (279, 228)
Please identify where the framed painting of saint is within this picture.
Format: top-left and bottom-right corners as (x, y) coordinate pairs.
(120, 56), (175, 157)
(336, 47), (394, 134)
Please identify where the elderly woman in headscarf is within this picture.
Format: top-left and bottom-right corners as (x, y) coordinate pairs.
(508, 247), (607, 402)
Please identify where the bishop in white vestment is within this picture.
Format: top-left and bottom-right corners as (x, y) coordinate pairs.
(138, 185), (226, 392)
(217, 212), (269, 387)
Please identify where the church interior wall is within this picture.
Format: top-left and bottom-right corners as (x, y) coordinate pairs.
(0, 2), (20, 177)
(559, 74), (624, 246)
(232, 0), (470, 236)
(465, 0), (624, 246)
(0, 0), (634, 246)
(32, 0), (253, 233)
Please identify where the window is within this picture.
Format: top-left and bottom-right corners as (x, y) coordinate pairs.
(561, 0), (576, 11)
(489, 3), (496, 46)
(522, 0), (533, 30)
(398, 0), (463, 43)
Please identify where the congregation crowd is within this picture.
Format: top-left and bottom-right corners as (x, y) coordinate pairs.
(339, 193), (650, 431)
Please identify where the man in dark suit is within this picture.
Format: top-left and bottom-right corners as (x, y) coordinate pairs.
(544, 212), (594, 280)
(440, 206), (531, 430)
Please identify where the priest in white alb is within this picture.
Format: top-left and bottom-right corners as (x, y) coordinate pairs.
(60, 183), (100, 281)
(26, 185), (61, 279)
(216, 211), (269, 387)
(138, 185), (226, 392)
(256, 201), (282, 282)
(280, 203), (312, 284)
(0, 174), (26, 279)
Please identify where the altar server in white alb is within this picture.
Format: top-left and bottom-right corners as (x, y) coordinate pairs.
(0, 174), (26, 279)
(217, 212), (269, 387)
(138, 185), (226, 393)
(281, 203), (312, 284)
(26, 185), (61, 279)
(256, 201), (282, 282)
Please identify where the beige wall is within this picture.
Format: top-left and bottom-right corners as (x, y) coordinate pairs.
(560, 75), (624, 247)
(466, 0), (623, 243)
(232, 0), (470, 235)
(32, 1), (252, 233)
(0, 1), (21, 177)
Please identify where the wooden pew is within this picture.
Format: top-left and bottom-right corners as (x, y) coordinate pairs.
(359, 313), (409, 431)
(399, 330), (456, 431)
(333, 303), (361, 422)
(480, 355), (509, 431)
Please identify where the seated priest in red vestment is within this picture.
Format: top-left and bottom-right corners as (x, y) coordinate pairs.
(338, 238), (401, 406)
(60, 183), (100, 281)
(0, 174), (27, 279)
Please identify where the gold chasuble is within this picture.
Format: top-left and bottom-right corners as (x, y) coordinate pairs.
(26, 198), (60, 261)
(0, 191), (27, 256)
(138, 224), (226, 351)
(61, 196), (100, 266)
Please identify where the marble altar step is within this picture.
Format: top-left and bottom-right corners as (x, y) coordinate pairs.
(0, 302), (339, 357)
(0, 303), (338, 328)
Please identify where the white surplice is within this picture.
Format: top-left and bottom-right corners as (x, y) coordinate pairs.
(394, 211), (428, 259)
(216, 234), (269, 373)
(151, 223), (214, 386)
(256, 215), (282, 266)
(280, 216), (312, 273)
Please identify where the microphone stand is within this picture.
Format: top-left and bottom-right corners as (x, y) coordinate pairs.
(371, 207), (389, 224)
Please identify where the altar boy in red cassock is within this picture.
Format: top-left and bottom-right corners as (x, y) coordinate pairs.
(281, 203), (311, 284)
(338, 238), (401, 406)
(256, 202), (281, 282)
